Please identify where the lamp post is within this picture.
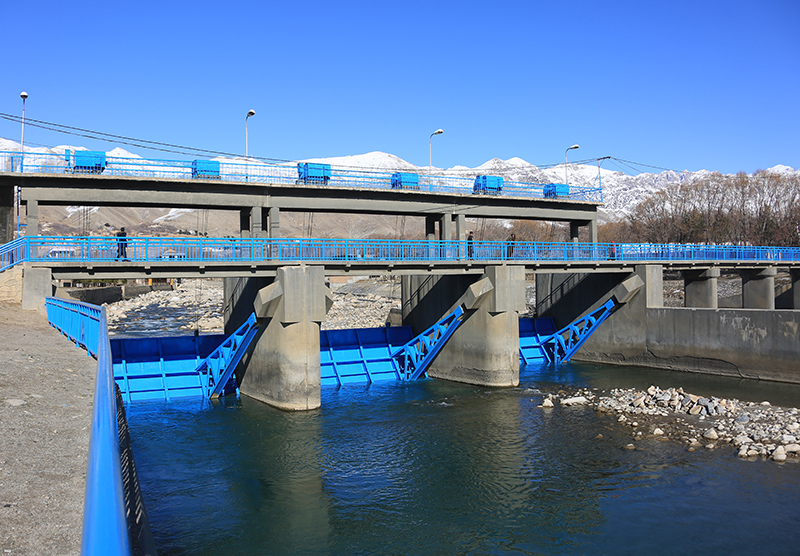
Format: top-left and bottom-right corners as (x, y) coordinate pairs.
(429, 128), (443, 168)
(565, 144), (579, 186)
(17, 92), (28, 237)
(245, 109), (256, 158)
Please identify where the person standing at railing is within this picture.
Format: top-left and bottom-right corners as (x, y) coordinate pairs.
(116, 227), (128, 260)
(506, 233), (516, 259)
(467, 231), (474, 259)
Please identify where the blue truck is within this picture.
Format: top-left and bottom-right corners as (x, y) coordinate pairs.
(65, 150), (107, 174)
(391, 172), (420, 190)
(192, 160), (221, 180)
(297, 163), (331, 185)
(544, 183), (569, 198)
(473, 175), (504, 195)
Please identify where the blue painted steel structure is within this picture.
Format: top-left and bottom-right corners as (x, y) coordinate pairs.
(196, 313), (259, 398)
(518, 316), (557, 366)
(473, 175), (504, 195)
(539, 298), (617, 364)
(0, 150), (603, 202)
(392, 305), (466, 380)
(321, 326), (414, 386)
(3, 235), (799, 273)
(391, 172), (420, 190)
(44, 297), (131, 556)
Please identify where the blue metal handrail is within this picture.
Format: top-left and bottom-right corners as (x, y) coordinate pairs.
(45, 297), (130, 555)
(0, 150), (603, 203)
(6, 236), (800, 267)
(196, 312), (259, 398)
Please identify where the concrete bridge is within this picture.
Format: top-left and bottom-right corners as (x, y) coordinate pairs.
(3, 235), (799, 411)
(2, 153), (799, 410)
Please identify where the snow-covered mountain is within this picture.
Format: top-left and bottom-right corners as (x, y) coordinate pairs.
(2, 137), (797, 231)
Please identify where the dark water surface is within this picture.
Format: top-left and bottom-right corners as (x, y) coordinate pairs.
(128, 364), (800, 556)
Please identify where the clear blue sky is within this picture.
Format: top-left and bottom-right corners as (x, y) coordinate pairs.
(2, 0), (798, 174)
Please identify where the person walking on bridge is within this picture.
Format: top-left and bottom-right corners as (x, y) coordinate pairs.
(467, 230), (474, 259)
(116, 227), (128, 260)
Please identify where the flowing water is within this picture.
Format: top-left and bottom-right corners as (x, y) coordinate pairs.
(127, 362), (800, 555)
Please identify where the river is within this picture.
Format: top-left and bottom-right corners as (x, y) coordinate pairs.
(126, 360), (800, 555)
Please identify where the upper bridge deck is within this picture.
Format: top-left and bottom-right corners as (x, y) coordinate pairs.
(0, 151), (602, 235)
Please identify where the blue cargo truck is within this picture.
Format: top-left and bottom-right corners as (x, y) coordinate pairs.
(192, 160), (221, 179)
(297, 163), (331, 185)
(473, 175), (504, 195)
(65, 150), (107, 174)
(391, 172), (420, 190)
(544, 183), (569, 198)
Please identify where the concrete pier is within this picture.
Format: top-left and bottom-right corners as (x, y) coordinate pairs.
(402, 265), (526, 387)
(224, 266), (332, 411)
(741, 267), (776, 309)
(683, 268), (719, 308)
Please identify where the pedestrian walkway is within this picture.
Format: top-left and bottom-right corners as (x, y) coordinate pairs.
(0, 303), (96, 556)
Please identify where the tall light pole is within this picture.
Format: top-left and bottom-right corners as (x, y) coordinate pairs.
(565, 144), (579, 186)
(17, 92), (28, 237)
(245, 109), (256, 158)
(429, 128), (443, 168)
(19, 92), (28, 166)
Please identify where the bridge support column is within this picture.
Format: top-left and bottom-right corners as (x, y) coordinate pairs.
(21, 265), (54, 313)
(792, 269), (800, 310)
(569, 219), (597, 243)
(239, 209), (250, 238)
(402, 266), (526, 387)
(740, 267), (776, 309)
(683, 268), (719, 308)
(224, 266), (332, 411)
(265, 207), (280, 237)
(425, 215), (436, 241)
(0, 185), (13, 243)
(25, 199), (38, 236)
(455, 214), (466, 240)
(251, 207), (263, 238)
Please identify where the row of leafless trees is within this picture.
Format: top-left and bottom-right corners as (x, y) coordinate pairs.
(599, 171), (800, 246)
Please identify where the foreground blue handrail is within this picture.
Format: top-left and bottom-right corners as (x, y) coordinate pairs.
(0, 150), (603, 203)
(8, 236), (800, 266)
(45, 297), (131, 556)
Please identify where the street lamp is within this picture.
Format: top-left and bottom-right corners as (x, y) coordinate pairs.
(19, 92), (28, 154)
(17, 92), (28, 237)
(429, 128), (443, 168)
(565, 144), (579, 187)
(245, 109), (256, 158)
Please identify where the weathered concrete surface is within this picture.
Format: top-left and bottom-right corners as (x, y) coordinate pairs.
(225, 266), (332, 411)
(0, 264), (23, 303)
(0, 302), (95, 556)
(549, 265), (800, 383)
(403, 266), (526, 387)
(741, 267), (777, 309)
(683, 268), (719, 308)
(21, 265), (54, 314)
(56, 285), (123, 305)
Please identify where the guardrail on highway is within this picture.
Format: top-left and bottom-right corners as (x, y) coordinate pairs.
(0, 150), (604, 203)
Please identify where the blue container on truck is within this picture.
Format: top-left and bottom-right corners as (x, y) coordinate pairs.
(544, 183), (569, 198)
(66, 150), (107, 174)
(297, 162), (331, 185)
(473, 175), (504, 195)
(391, 172), (419, 190)
(192, 159), (221, 179)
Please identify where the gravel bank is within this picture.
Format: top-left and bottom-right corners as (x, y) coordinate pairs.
(538, 384), (800, 463)
(0, 303), (96, 556)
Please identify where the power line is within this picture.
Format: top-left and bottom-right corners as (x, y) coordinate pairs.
(0, 112), (681, 177)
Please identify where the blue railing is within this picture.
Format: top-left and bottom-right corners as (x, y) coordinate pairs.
(0, 150), (603, 203)
(45, 298), (131, 556)
(4, 236), (800, 268)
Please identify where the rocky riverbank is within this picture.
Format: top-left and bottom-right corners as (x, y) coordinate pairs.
(538, 384), (800, 463)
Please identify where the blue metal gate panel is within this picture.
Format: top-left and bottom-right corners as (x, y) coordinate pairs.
(519, 316), (556, 365)
(112, 334), (225, 402)
(321, 326), (413, 386)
